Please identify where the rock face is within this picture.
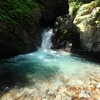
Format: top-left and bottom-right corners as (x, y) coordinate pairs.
(52, 0), (100, 58)
(52, 14), (81, 50)
(0, 7), (42, 58)
(0, 0), (69, 58)
(73, 0), (100, 58)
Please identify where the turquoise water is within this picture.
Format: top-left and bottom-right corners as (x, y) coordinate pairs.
(0, 29), (100, 93)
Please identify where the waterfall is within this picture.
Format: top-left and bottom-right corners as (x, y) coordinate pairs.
(0, 28), (100, 100)
(40, 28), (53, 50)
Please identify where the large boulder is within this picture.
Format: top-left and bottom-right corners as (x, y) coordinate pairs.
(52, 14), (80, 49)
(73, 0), (100, 58)
(52, 0), (100, 58)
(0, 7), (42, 58)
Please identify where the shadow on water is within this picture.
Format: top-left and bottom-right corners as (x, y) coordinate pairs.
(0, 59), (59, 94)
(70, 53), (100, 64)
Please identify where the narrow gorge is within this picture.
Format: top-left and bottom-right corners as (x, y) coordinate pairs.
(0, 0), (100, 100)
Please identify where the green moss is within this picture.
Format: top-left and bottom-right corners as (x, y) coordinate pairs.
(69, 0), (99, 16)
(69, 0), (82, 16)
(0, 0), (40, 25)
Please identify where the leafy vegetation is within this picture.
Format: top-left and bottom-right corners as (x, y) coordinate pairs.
(69, 0), (82, 16)
(69, 0), (99, 16)
(0, 0), (39, 24)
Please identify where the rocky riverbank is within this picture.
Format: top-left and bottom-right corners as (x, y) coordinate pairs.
(1, 66), (100, 100)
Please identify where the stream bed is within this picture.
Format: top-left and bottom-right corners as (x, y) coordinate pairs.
(0, 29), (100, 100)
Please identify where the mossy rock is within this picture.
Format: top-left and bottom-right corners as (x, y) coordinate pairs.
(0, 6), (42, 58)
(73, 0), (100, 58)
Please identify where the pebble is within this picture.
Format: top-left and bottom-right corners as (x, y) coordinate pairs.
(80, 97), (87, 100)
(36, 97), (42, 100)
(87, 97), (97, 100)
(72, 97), (80, 100)
(95, 78), (100, 82)
(1, 72), (100, 100)
(92, 92), (100, 100)
(58, 86), (66, 93)
(96, 83), (100, 89)
(49, 94), (56, 99)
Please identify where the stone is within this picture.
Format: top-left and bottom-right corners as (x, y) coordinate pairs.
(57, 86), (66, 93)
(73, 1), (100, 58)
(0, 7), (42, 58)
(73, 92), (80, 98)
(49, 94), (56, 99)
(65, 91), (73, 97)
(95, 78), (100, 82)
(92, 92), (100, 100)
(96, 83), (100, 89)
(36, 97), (42, 100)
(87, 97), (97, 100)
(72, 97), (80, 100)
(80, 97), (87, 100)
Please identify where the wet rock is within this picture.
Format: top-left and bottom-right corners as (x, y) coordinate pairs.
(36, 97), (42, 100)
(69, 86), (77, 92)
(2, 93), (15, 100)
(55, 94), (62, 100)
(80, 97), (87, 100)
(73, 91), (80, 98)
(95, 78), (100, 82)
(96, 83), (100, 89)
(52, 13), (78, 50)
(91, 91), (100, 100)
(87, 97), (97, 100)
(72, 97), (80, 100)
(42, 98), (48, 100)
(57, 86), (66, 93)
(49, 94), (56, 99)
(0, 7), (43, 58)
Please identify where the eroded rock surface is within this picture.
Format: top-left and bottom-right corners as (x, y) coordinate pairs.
(52, 0), (100, 58)
(74, 0), (100, 58)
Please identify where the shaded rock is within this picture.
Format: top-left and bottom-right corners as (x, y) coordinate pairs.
(0, 0), (69, 58)
(72, 97), (80, 100)
(37, 0), (69, 27)
(52, 0), (100, 59)
(49, 94), (56, 99)
(52, 14), (81, 50)
(0, 7), (42, 58)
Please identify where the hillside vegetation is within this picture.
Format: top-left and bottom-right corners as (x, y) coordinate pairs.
(0, 0), (39, 24)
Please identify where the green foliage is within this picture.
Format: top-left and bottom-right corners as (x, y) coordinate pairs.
(69, 0), (99, 16)
(69, 0), (82, 16)
(0, 0), (39, 24)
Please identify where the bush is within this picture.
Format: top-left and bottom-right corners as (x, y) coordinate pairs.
(0, 0), (39, 24)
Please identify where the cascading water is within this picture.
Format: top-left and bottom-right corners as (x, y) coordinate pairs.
(40, 28), (53, 50)
(0, 28), (100, 99)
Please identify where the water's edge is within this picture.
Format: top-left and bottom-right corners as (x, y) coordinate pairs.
(0, 28), (100, 100)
